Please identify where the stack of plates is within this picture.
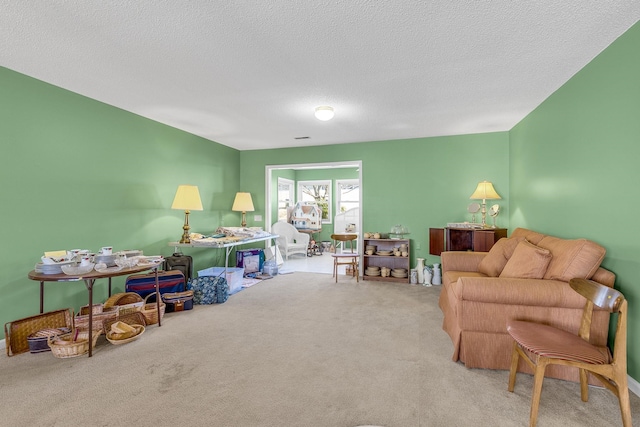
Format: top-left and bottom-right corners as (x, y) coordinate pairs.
(34, 260), (75, 275)
(391, 268), (408, 278)
(365, 266), (381, 276)
(94, 254), (117, 267)
(115, 249), (143, 258)
(376, 250), (393, 256)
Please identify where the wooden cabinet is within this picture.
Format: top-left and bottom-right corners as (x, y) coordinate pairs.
(429, 228), (507, 255)
(362, 238), (410, 283)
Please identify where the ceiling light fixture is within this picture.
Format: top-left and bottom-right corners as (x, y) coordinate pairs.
(314, 106), (334, 121)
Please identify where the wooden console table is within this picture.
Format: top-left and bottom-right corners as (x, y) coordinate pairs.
(28, 263), (162, 357)
(429, 227), (507, 256)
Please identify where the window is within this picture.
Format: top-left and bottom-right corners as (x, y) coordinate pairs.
(277, 178), (295, 222)
(336, 179), (359, 214)
(298, 180), (331, 224)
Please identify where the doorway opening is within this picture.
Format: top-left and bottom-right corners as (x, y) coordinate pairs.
(265, 161), (363, 274)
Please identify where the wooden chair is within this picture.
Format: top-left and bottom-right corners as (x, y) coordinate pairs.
(507, 278), (631, 427)
(330, 234), (359, 283)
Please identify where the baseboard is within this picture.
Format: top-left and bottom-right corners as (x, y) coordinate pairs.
(628, 374), (640, 397)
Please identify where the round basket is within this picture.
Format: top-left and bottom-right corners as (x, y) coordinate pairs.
(106, 325), (145, 345)
(104, 292), (143, 308)
(48, 331), (101, 359)
(141, 293), (165, 325)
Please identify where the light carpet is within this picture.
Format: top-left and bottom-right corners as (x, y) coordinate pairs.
(1, 272), (638, 426)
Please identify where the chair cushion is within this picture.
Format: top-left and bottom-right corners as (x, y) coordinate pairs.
(477, 237), (520, 277)
(499, 240), (552, 279)
(507, 320), (610, 364)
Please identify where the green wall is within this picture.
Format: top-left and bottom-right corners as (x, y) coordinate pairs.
(240, 133), (510, 266)
(0, 67), (241, 338)
(509, 22), (640, 378)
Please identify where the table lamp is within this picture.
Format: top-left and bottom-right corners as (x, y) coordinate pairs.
(232, 192), (254, 228)
(171, 185), (203, 243)
(469, 181), (501, 228)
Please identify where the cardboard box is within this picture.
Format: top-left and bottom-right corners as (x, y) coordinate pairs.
(236, 248), (265, 274)
(198, 267), (244, 295)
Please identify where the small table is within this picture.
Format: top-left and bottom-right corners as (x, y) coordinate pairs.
(28, 263), (162, 357)
(297, 228), (322, 239)
(297, 228), (322, 255)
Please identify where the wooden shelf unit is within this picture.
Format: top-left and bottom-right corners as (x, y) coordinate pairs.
(362, 238), (410, 283)
(429, 227), (507, 255)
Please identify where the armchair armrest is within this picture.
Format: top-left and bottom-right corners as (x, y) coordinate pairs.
(441, 251), (486, 273)
(294, 231), (310, 246)
(454, 277), (586, 308)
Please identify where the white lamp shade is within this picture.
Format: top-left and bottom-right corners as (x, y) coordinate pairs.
(314, 106), (334, 121)
(469, 181), (501, 200)
(232, 192), (255, 212)
(171, 185), (203, 211)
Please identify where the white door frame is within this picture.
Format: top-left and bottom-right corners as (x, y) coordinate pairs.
(265, 160), (363, 254)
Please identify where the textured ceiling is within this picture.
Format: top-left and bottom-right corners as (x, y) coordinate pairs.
(2, 2), (639, 150)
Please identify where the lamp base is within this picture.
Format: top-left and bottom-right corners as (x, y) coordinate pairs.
(179, 211), (191, 244)
(179, 227), (191, 244)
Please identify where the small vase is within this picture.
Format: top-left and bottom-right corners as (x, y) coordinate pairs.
(432, 263), (442, 285)
(410, 269), (418, 284)
(423, 266), (433, 286)
(415, 258), (425, 284)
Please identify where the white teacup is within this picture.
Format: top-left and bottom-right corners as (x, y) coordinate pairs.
(100, 246), (113, 255)
(80, 257), (92, 266)
(67, 249), (81, 259)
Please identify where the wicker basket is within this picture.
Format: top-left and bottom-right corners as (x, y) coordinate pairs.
(79, 303), (104, 316)
(27, 327), (72, 353)
(104, 292), (144, 315)
(106, 325), (145, 345)
(104, 292), (143, 308)
(5, 309), (74, 356)
(141, 293), (165, 325)
(75, 306), (119, 332)
(48, 330), (102, 359)
(103, 312), (146, 335)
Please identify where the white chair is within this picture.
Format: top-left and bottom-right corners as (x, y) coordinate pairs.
(272, 222), (310, 260)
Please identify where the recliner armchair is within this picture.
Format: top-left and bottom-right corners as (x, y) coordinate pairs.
(272, 221), (310, 260)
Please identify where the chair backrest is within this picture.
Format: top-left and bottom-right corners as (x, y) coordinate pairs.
(272, 221), (296, 242)
(331, 233), (357, 253)
(569, 278), (627, 366)
(570, 278), (624, 313)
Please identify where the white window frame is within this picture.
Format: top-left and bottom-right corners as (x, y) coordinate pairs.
(336, 179), (360, 214)
(277, 178), (295, 222)
(297, 180), (332, 224)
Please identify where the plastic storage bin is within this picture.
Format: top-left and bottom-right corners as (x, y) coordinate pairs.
(263, 260), (278, 276)
(198, 267), (244, 295)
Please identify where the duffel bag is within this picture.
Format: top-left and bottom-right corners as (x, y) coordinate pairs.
(162, 290), (194, 312)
